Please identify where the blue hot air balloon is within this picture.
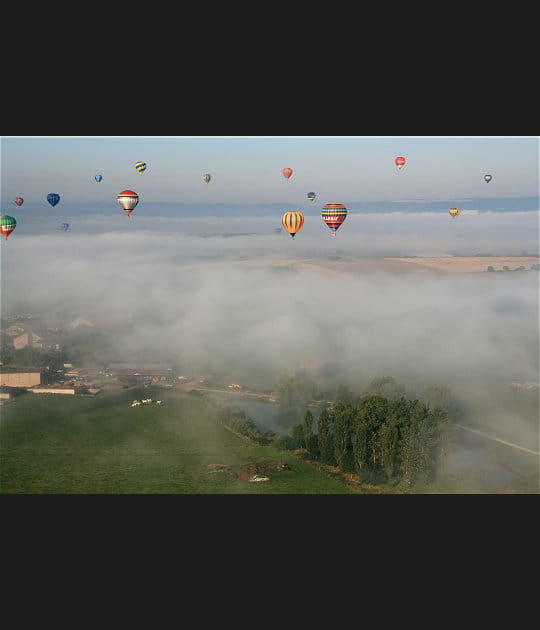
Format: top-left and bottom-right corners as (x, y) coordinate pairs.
(95, 174), (103, 182)
(61, 222), (70, 231)
(47, 193), (60, 207)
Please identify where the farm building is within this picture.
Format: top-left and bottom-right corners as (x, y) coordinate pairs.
(0, 386), (26, 400)
(30, 385), (77, 395)
(105, 363), (176, 379)
(0, 366), (44, 388)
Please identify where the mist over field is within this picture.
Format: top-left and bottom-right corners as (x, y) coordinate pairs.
(2, 209), (538, 454)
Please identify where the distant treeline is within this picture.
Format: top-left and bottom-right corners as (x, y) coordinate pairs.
(487, 264), (539, 272)
(217, 406), (276, 445)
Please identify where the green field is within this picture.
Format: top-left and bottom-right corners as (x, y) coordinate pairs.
(0, 389), (354, 494)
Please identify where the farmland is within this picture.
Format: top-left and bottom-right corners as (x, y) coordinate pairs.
(0, 388), (353, 494)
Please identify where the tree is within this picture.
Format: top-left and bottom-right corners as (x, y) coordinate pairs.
(399, 402), (445, 487)
(291, 423), (306, 450)
(363, 376), (406, 400)
(421, 385), (462, 421)
(352, 396), (388, 478)
(301, 410), (319, 458)
(335, 384), (356, 405)
(317, 408), (335, 465)
(333, 403), (355, 473)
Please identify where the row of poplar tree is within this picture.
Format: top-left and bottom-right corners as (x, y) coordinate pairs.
(279, 396), (451, 487)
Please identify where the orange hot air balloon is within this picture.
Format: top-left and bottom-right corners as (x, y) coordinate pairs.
(283, 168), (293, 180)
(282, 211), (304, 239)
(395, 156), (406, 169)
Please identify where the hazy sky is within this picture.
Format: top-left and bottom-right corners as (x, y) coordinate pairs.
(1, 136), (538, 204)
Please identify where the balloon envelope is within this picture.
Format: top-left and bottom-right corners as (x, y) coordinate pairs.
(203, 173), (212, 183)
(117, 190), (139, 215)
(484, 174), (492, 183)
(61, 222), (70, 231)
(135, 161), (147, 174)
(307, 192), (316, 201)
(14, 197), (24, 207)
(449, 207), (460, 218)
(283, 168), (293, 180)
(1, 215), (17, 240)
(395, 156), (406, 169)
(95, 174), (103, 182)
(281, 211), (304, 239)
(322, 202), (348, 235)
(47, 193), (60, 207)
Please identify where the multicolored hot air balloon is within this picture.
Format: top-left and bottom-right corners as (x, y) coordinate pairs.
(203, 173), (212, 183)
(1, 215), (17, 240)
(61, 222), (70, 231)
(484, 174), (492, 183)
(14, 197), (24, 207)
(283, 168), (293, 180)
(47, 193), (60, 207)
(95, 174), (103, 183)
(322, 202), (348, 236)
(307, 192), (316, 202)
(448, 207), (460, 218)
(117, 190), (139, 217)
(395, 156), (406, 169)
(135, 161), (147, 175)
(282, 211), (304, 239)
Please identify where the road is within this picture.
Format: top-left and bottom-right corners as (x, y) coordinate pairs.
(453, 423), (539, 457)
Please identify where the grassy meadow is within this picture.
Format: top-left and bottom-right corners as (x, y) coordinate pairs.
(0, 388), (353, 494)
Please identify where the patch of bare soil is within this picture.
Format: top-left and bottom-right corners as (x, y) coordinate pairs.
(206, 460), (291, 483)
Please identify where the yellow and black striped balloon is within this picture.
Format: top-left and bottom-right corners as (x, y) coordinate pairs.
(448, 207), (460, 218)
(282, 211), (304, 239)
(135, 161), (147, 175)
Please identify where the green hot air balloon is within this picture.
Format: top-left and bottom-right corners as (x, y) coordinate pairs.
(307, 192), (316, 202)
(1, 215), (17, 240)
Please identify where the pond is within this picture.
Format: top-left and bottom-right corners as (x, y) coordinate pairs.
(207, 393), (319, 436)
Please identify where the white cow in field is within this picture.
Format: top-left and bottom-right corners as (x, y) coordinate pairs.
(156, 400), (162, 405)
(131, 401), (141, 407)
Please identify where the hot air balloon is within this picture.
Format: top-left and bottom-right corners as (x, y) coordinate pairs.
(135, 161), (147, 175)
(395, 156), (406, 169)
(61, 222), (70, 231)
(448, 207), (460, 218)
(1, 215), (17, 240)
(95, 174), (103, 183)
(117, 190), (139, 217)
(203, 173), (212, 183)
(322, 202), (348, 236)
(14, 197), (24, 207)
(281, 211), (304, 239)
(47, 193), (60, 207)
(307, 192), (316, 202)
(283, 168), (293, 180)
(484, 174), (492, 183)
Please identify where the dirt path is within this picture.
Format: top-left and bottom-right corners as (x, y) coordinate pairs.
(453, 423), (540, 456)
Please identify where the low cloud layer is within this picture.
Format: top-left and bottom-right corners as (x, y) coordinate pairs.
(2, 211), (538, 448)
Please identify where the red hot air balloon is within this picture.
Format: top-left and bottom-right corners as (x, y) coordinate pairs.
(117, 190), (139, 217)
(395, 156), (406, 169)
(14, 197), (24, 207)
(283, 168), (293, 180)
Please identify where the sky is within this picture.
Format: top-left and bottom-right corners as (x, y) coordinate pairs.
(1, 136), (538, 205)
